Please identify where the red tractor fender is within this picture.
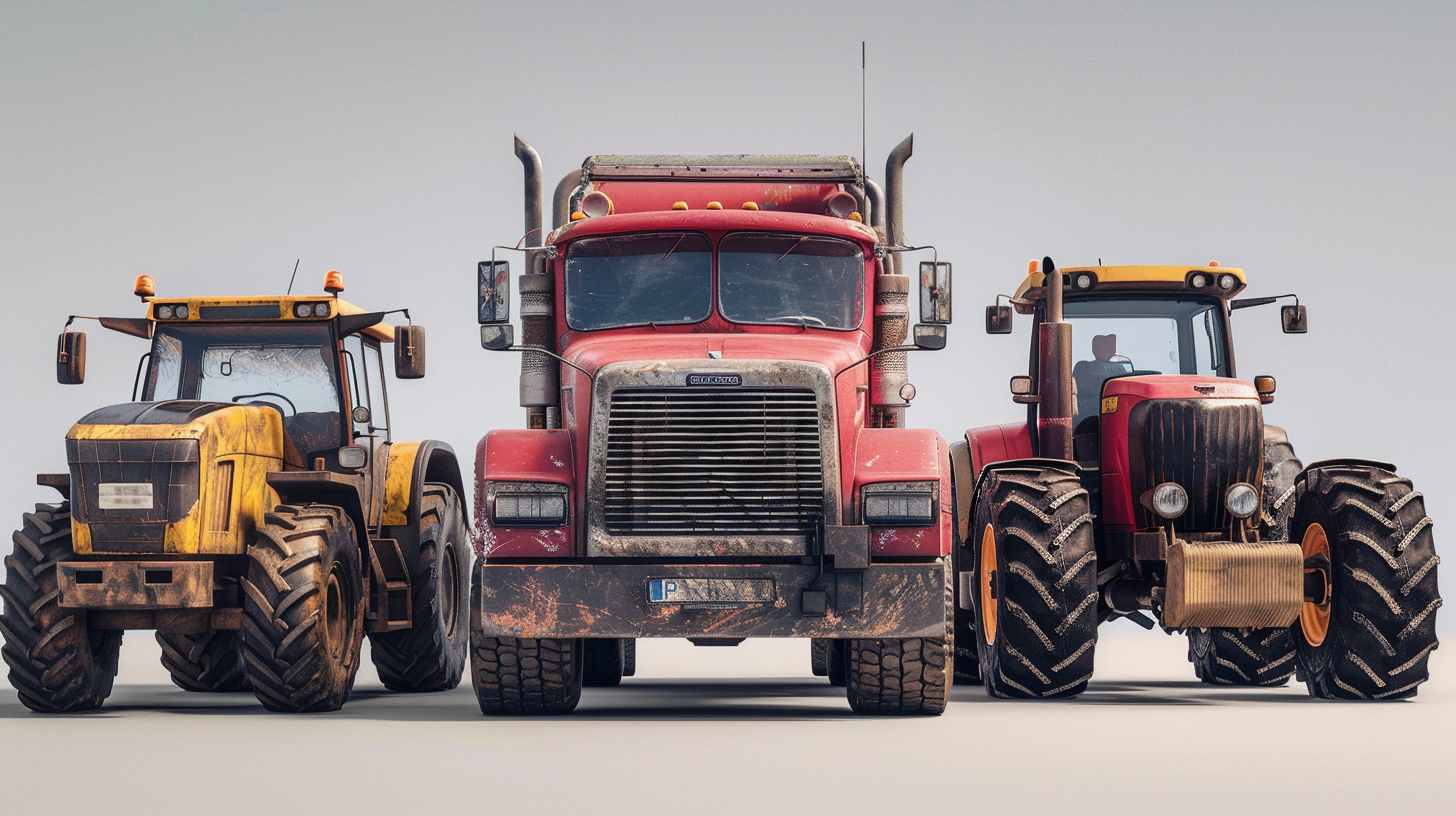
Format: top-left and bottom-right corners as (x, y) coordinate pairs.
(852, 428), (952, 557)
(474, 429), (575, 558)
(964, 422), (1035, 479)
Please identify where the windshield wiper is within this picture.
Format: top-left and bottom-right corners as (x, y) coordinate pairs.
(777, 236), (809, 261)
(663, 234), (687, 260)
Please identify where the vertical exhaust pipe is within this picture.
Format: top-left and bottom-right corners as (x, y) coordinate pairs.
(514, 136), (557, 427)
(1038, 256), (1074, 459)
(883, 134), (913, 274)
(872, 134), (914, 428)
(514, 135), (543, 247)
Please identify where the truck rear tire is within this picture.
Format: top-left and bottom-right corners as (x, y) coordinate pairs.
(972, 465), (1098, 699)
(582, 638), (627, 687)
(242, 504), (365, 712)
(1187, 627), (1295, 686)
(369, 484), (470, 692)
(469, 567), (582, 714)
(1290, 464), (1440, 699)
(827, 638), (847, 686)
(157, 630), (250, 692)
(1, 503), (123, 712)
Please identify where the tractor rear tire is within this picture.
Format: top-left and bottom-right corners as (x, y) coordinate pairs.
(242, 504), (365, 712)
(1187, 627), (1295, 686)
(369, 484), (470, 692)
(844, 559), (952, 715)
(1261, 425), (1304, 542)
(157, 630), (250, 692)
(827, 639), (847, 687)
(810, 638), (829, 676)
(469, 568), (582, 714)
(1, 503), (123, 712)
(582, 638), (628, 687)
(1290, 464), (1440, 699)
(972, 465), (1098, 699)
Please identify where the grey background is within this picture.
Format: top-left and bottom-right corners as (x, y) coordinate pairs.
(3, 1), (1452, 630)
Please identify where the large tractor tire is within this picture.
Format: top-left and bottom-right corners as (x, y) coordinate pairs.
(949, 441), (982, 685)
(469, 568), (582, 714)
(242, 504), (365, 712)
(369, 484), (470, 692)
(582, 638), (630, 687)
(1, 503), (123, 712)
(972, 465), (1098, 699)
(844, 559), (952, 715)
(1184, 426), (1303, 686)
(157, 630), (250, 692)
(1290, 463), (1440, 699)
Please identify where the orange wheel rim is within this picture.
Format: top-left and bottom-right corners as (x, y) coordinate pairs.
(1300, 522), (1331, 647)
(980, 523), (999, 646)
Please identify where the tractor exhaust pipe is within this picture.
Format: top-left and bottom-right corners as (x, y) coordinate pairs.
(514, 136), (557, 427)
(1038, 256), (1074, 459)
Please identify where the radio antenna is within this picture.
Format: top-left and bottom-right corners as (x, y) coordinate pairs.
(861, 41), (867, 176)
(285, 258), (300, 295)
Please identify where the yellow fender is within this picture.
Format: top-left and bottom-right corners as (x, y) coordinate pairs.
(382, 440), (466, 528)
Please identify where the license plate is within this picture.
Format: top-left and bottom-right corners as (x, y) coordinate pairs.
(98, 483), (153, 510)
(648, 578), (775, 605)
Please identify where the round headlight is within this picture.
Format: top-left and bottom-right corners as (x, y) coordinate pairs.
(1190, 273), (1208, 288)
(1152, 482), (1189, 519)
(1226, 483), (1259, 519)
(1074, 272), (1094, 289)
(174, 304), (189, 319)
(314, 302), (331, 317)
(1218, 273), (1237, 290)
(156, 305), (174, 319)
(295, 303), (312, 318)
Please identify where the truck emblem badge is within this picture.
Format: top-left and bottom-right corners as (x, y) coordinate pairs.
(686, 373), (741, 387)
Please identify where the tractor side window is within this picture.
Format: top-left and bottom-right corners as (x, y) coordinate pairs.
(363, 339), (390, 440)
(149, 331), (184, 400)
(343, 335), (370, 439)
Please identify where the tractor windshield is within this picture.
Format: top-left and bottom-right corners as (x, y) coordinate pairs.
(564, 232), (713, 331)
(144, 323), (344, 457)
(1063, 297), (1230, 423)
(718, 232), (864, 330)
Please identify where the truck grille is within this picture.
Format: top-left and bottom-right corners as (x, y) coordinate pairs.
(1128, 399), (1262, 532)
(603, 388), (824, 535)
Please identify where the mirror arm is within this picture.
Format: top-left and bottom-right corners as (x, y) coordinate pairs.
(498, 345), (595, 384)
(1229, 293), (1299, 311)
(833, 345), (926, 382)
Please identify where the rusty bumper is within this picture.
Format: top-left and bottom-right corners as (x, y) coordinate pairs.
(476, 560), (948, 639)
(58, 560), (213, 609)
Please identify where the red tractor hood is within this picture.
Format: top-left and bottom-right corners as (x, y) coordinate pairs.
(562, 331), (871, 376)
(1102, 374), (1259, 401)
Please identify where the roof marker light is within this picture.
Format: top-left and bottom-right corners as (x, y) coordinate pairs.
(134, 275), (155, 299)
(1208, 260), (1220, 267)
(741, 201), (759, 211)
(324, 270), (345, 294)
(706, 201), (723, 210)
(672, 201), (688, 210)
(1028, 260), (1039, 276)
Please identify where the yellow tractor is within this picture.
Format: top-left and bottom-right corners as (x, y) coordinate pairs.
(2, 272), (470, 712)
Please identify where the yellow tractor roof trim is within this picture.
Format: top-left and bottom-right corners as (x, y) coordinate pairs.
(145, 296), (395, 342)
(1012, 265), (1247, 301)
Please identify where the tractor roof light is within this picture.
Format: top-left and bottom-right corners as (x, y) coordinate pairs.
(1188, 271), (1210, 289)
(1226, 483), (1259, 519)
(581, 190), (614, 218)
(156, 304), (174, 319)
(324, 270), (345, 294)
(1151, 482), (1189, 520)
(134, 275), (156, 300)
(1072, 271), (1096, 290)
(1217, 273), (1238, 291)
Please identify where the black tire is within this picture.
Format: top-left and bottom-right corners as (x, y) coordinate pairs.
(622, 637), (636, 677)
(1261, 425), (1304, 542)
(369, 483), (470, 692)
(1187, 627), (1295, 686)
(157, 630), (250, 692)
(1290, 464), (1441, 700)
(810, 638), (830, 676)
(972, 465), (1098, 699)
(1, 503), (123, 712)
(242, 504), (365, 712)
(844, 559), (951, 715)
(827, 638), (847, 687)
(582, 638), (627, 687)
(469, 567), (582, 714)
(952, 507), (982, 686)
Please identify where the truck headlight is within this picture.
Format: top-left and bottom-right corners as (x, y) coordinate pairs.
(1151, 482), (1189, 519)
(492, 482), (569, 527)
(861, 482), (937, 527)
(1225, 483), (1259, 519)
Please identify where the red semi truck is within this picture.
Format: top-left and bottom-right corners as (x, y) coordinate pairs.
(468, 136), (957, 714)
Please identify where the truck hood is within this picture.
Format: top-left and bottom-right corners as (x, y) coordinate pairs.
(562, 332), (871, 377)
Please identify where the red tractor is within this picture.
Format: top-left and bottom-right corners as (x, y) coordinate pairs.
(954, 259), (1439, 699)
(469, 136), (958, 714)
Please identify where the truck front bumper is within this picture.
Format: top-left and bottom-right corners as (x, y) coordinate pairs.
(475, 559), (948, 639)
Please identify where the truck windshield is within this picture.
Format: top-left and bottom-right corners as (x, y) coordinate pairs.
(718, 232), (864, 329)
(565, 232), (713, 331)
(144, 323), (343, 456)
(1063, 297), (1230, 423)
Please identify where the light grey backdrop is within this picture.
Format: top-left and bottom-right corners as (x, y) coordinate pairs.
(4, 1), (1452, 627)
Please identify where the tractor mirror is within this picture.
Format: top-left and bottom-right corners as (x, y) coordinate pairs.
(480, 324), (515, 351)
(1281, 304), (1307, 334)
(911, 323), (947, 350)
(57, 331), (86, 384)
(986, 305), (1013, 334)
(918, 261), (952, 324)
(1254, 375), (1276, 405)
(479, 260), (510, 324)
(394, 325), (426, 379)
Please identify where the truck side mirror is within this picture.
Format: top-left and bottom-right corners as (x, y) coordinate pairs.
(480, 324), (515, 351)
(57, 331), (86, 384)
(911, 324), (946, 350)
(986, 305), (1013, 334)
(479, 260), (511, 324)
(918, 261), (952, 324)
(394, 325), (426, 379)
(1281, 304), (1307, 334)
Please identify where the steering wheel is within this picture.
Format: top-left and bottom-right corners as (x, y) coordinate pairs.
(767, 314), (827, 327)
(233, 391), (297, 418)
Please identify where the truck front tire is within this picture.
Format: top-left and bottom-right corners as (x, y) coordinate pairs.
(469, 568), (583, 714)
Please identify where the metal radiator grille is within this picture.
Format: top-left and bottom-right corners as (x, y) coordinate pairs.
(1131, 399), (1262, 531)
(603, 388), (824, 535)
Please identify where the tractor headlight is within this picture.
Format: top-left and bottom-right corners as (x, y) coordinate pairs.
(173, 304), (189, 319)
(295, 303), (313, 318)
(1189, 273), (1209, 289)
(1151, 482), (1189, 519)
(1217, 273), (1238, 291)
(313, 302), (330, 316)
(156, 305), (174, 319)
(492, 482), (569, 527)
(1225, 483), (1259, 519)
(862, 482), (937, 527)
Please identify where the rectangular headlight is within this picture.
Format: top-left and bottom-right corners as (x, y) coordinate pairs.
(861, 482), (937, 527)
(491, 482), (568, 527)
